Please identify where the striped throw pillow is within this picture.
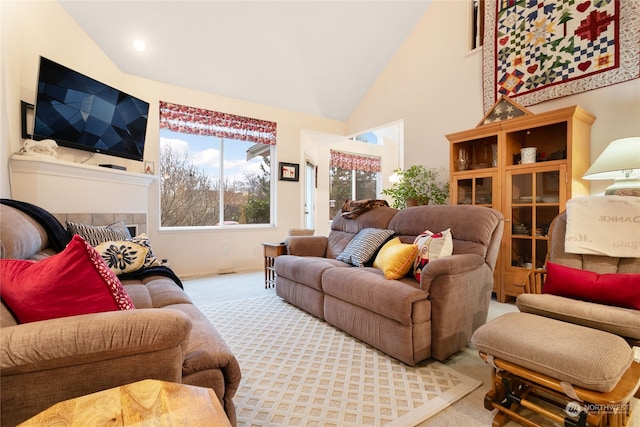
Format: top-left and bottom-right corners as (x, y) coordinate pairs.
(66, 221), (132, 247)
(336, 228), (395, 267)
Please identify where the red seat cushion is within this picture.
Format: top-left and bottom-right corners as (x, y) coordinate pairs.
(542, 261), (640, 310)
(0, 235), (135, 323)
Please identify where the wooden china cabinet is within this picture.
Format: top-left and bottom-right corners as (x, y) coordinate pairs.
(446, 102), (595, 302)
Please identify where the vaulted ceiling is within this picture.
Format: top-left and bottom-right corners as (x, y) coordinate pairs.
(60, 1), (432, 121)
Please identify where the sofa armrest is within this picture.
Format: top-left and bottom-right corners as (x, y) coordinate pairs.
(285, 236), (328, 257)
(1, 309), (191, 375)
(422, 254), (495, 361)
(420, 254), (485, 292)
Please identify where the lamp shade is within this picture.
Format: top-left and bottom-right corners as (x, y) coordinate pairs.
(583, 137), (640, 196)
(583, 137), (640, 180)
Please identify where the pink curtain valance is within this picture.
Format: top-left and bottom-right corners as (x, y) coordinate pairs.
(159, 101), (277, 145)
(330, 150), (381, 173)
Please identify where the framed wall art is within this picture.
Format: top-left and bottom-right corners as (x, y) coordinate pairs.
(278, 162), (299, 182)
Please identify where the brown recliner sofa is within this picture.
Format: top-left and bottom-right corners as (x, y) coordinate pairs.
(0, 201), (241, 426)
(275, 204), (504, 365)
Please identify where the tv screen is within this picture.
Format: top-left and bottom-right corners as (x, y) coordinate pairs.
(33, 57), (149, 162)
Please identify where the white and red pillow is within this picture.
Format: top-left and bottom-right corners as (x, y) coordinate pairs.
(412, 228), (453, 282)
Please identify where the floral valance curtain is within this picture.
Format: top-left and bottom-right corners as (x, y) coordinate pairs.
(330, 150), (381, 173)
(159, 101), (277, 145)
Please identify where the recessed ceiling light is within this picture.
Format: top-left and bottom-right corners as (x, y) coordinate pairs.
(132, 39), (147, 52)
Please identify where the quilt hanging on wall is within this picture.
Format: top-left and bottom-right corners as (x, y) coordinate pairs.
(482, 0), (639, 112)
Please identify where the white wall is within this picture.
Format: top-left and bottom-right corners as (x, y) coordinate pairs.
(1, 1), (346, 277)
(347, 0), (640, 196)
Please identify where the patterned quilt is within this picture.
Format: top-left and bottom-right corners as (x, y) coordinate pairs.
(483, 0), (639, 111)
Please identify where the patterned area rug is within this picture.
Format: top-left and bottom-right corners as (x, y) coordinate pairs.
(200, 295), (482, 427)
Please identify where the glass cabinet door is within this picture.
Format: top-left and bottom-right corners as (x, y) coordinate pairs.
(506, 165), (565, 286)
(451, 174), (495, 207)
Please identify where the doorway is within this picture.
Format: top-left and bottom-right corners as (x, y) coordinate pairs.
(305, 161), (315, 230)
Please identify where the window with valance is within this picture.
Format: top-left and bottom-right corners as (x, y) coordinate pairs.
(159, 101), (275, 227)
(329, 149), (382, 172)
(329, 150), (381, 219)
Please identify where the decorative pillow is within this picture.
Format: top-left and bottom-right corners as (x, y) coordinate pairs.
(336, 228), (395, 267)
(95, 233), (160, 275)
(66, 220), (132, 246)
(0, 235), (135, 323)
(412, 228), (453, 281)
(542, 261), (640, 310)
(373, 238), (419, 280)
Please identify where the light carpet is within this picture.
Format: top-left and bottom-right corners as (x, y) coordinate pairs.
(200, 295), (482, 427)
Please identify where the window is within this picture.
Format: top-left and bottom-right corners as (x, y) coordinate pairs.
(350, 132), (380, 145)
(471, 0), (485, 50)
(329, 150), (381, 219)
(159, 101), (276, 227)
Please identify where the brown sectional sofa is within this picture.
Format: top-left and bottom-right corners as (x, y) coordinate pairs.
(275, 204), (504, 365)
(0, 201), (241, 426)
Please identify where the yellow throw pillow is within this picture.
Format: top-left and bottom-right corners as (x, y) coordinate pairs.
(373, 238), (418, 280)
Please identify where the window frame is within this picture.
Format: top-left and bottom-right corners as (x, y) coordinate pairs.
(158, 103), (276, 230)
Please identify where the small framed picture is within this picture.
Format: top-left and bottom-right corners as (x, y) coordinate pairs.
(278, 162), (299, 182)
(144, 161), (155, 175)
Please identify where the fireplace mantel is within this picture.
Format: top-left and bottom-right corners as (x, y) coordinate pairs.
(9, 155), (156, 213)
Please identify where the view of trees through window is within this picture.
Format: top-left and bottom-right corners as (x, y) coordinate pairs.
(329, 168), (378, 220)
(160, 129), (272, 227)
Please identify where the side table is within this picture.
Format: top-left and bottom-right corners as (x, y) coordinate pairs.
(19, 379), (232, 426)
(262, 242), (286, 288)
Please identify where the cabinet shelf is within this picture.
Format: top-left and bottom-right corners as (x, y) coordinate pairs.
(447, 104), (594, 302)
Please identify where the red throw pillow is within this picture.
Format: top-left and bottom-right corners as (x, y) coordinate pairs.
(0, 235), (135, 323)
(542, 261), (640, 310)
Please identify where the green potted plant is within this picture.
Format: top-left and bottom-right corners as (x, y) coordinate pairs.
(381, 165), (449, 209)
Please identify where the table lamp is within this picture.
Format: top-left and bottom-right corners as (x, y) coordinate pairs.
(583, 137), (640, 196)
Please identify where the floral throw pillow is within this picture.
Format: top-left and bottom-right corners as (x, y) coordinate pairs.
(412, 228), (453, 282)
(95, 233), (160, 275)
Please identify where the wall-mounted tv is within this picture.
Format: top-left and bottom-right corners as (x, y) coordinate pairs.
(33, 57), (149, 162)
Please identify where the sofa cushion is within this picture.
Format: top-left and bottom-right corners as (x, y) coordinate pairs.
(95, 234), (161, 275)
(275, 255), (342, 292)
(327, 206), (399, 258)
(0, 235), (135, 323)
(373, 238), (418, 280)
(412, 228), (453, 281)
(66, 220), (132, 246)
(542, 261), (640, 310)
(122, 276), (193, 309)
(336, 228), (394, 267)
(0, 204), (49, 260)
(322, 267), (429, 325)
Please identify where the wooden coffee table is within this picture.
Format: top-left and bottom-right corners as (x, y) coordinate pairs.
(19, 379), (232, 426)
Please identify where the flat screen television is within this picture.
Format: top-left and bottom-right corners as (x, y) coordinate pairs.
(33, 57), (149, 162)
